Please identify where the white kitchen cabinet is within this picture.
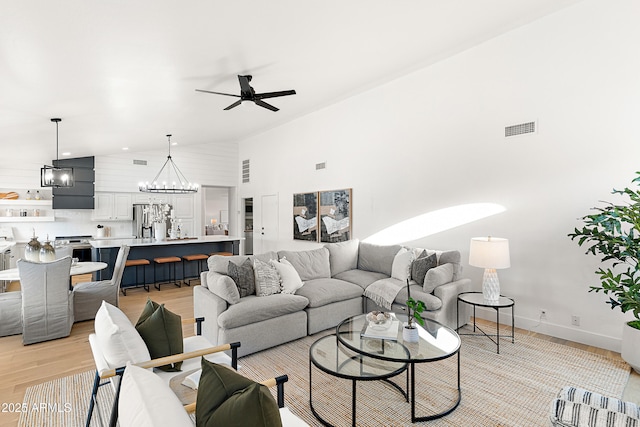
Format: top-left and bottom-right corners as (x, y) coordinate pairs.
(173, 194), (194, 218)
(92, 193), (133, 221)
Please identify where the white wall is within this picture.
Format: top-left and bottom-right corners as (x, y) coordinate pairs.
(238, 0), (640, 351)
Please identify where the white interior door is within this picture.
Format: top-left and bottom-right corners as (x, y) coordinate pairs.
(258, 194), (278, 254)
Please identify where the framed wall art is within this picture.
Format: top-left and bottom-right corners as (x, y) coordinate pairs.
(293, 192), (318, 241)
(319, 188), (351, 243)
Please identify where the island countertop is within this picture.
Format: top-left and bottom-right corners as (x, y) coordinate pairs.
(89, 235), (243, 249)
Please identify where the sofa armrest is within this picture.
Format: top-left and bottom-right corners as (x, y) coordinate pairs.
(193, 285), (227, 346)
(433, 278), (472, 328)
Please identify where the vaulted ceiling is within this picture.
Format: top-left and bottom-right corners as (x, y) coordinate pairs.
(0, 0), (582, 159)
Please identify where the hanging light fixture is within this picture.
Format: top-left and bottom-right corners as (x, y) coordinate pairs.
(41, 118), (74, 188)
(139, 134), (198, 194)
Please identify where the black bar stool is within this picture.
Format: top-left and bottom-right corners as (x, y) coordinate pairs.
(153, 256), (182, 290)
(122, 259), (150, 295)
(182, 254), (209, 286)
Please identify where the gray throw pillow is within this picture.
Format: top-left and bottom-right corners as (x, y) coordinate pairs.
(253, 258), (281, 297)
(228, 259), (255, 297)
(423, 263), (455, 293)
(411, 251), (437, 286)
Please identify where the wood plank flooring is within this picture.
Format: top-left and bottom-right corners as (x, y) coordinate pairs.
(0, 279), (634, 426)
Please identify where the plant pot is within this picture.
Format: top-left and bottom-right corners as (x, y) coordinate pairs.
(403, 324), (419, 342)
(622, 321), (640, 374)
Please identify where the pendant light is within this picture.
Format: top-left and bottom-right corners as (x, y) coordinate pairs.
(41, 118), (74, 188)
(138, 134), (198, 194)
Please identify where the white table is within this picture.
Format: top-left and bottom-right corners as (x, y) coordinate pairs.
(0, 261), (108, 282)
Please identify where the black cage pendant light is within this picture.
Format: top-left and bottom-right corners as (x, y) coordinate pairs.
(41, 118), (74, 188)
(138, 134), (198, 194)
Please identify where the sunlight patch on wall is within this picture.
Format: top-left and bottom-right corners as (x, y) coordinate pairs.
(362, 203), (506, 246)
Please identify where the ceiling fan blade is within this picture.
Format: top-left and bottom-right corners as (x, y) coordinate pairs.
(224, 100), (243, 110)
(254, 99), (279, 112)
(195, 89), (240, 98)
(255, 90), (296, 100)
(238, 75), (253, 95)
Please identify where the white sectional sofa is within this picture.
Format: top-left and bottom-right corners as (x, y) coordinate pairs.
(194, 239), (471, 357)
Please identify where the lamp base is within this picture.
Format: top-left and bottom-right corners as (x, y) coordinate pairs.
(482, 268), (500, 302)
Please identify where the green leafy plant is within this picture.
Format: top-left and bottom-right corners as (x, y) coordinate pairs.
(568, 172), (640, 330)
(406, 279), (426, 328)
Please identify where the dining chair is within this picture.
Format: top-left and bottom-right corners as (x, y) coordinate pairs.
(73, 245), (130, 322)
(18, 255), (74, 345)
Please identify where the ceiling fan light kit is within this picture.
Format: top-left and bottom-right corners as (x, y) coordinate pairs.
(196, 75), (296, 112)
(138, 134), (198, 194)
(41, 118), (74, 188)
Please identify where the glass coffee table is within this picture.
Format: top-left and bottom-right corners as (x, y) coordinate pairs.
(335, 313), (461, 423)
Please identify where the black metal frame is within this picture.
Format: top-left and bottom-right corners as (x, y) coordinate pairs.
(181, 254), (208, 286)
(456, 291), (515, 354)
(153, 258), (182, 290)
(121, 260), (150, 295)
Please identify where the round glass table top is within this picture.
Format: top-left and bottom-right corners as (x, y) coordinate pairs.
(457, 291), (514, 308)
(336, 313), (461, 363)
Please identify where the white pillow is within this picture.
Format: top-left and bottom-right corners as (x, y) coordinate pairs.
(119, 364), (193, 427)
(271, 258), (305, 294)
(94, 301), (150, 369)
(391, 248), (415, 282)
(253, 258), (281, 296)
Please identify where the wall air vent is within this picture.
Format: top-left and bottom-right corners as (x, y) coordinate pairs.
(133, 159), (147, 166)
(242, 159), (250, 183)
(505, 121), (536, 138)
(315, 162), (326, 170)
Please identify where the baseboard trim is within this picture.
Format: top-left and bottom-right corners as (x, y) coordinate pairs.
(472, 306), (622, 353)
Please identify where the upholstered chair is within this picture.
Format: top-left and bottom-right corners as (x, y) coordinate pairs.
(18, 256), (74, 345)
(73, 245), (130, 322)
(0, 291), (22, 337)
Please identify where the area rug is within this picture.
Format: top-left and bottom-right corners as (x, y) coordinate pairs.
(19, 325), (630, 427)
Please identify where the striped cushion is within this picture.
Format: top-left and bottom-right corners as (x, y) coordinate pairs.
(550, 387), (640, 427)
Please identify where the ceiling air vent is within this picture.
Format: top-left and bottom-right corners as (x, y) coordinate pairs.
(242, 159), (250, 183)
(505, 121), (536, 138)
(133, 159), (147, 166)
(315, 162), (326, 170)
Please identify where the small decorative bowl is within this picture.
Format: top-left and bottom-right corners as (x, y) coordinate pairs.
(366, 311), (392, 330)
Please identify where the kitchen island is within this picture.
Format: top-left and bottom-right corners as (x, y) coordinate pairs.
(90, 235), (242, 285)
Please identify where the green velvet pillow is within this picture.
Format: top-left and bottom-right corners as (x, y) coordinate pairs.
(196, 358), (282, 427)
(135, 298), (183, 372)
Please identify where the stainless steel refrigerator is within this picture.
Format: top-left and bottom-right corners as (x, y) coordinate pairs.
(132, 203), (172, 238)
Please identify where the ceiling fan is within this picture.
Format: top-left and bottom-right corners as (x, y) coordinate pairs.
(195, 75), (296, 112)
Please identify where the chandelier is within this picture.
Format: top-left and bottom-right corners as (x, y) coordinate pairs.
(41, 118), (74, 188)
(139, 134), (198, 194)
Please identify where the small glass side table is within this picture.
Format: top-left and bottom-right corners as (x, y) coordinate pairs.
(456, 291), (515, 354)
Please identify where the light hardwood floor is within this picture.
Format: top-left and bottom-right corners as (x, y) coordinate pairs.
(0, 279), (636, 426)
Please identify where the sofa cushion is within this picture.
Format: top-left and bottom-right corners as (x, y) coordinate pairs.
(270, 259), (304, 294)
(324, 238), (359, 276)
(208, 252), (278, 275)
(334, 269), (388, 290)
(207, 273), (240, 304)
(228, 259), (256, 297)
(217, 294), (309, 329)
(135, 299), (183, 372)
(278, 248), (331, 281)
(411, 251), (437, 286)
(119, 364), (193, 427)
(294, 278), (363, 308)
(94, 301), (150, 369)
(358, 242), (402, 276)
(197, 358), (282, 427)
(423, 263), (455, 293)
(391, 248), (415, 282)
(254, 258), (281, 297)
(394, 284), (442, 311)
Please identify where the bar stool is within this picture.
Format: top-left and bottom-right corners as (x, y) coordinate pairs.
(122, 259), (150, 295)
(210, 251), (233, 257)
(153, 256), (182, 290)
(182, 254), (209, 286)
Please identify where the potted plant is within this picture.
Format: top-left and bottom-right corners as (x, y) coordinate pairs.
(404, 279), (426, 342)
(568, 172), (640, 372)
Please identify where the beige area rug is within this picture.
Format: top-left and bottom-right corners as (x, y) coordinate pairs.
(20, 325), (629, 427)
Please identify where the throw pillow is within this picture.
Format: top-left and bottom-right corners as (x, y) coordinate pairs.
(228, 259), (255, 297)
(207, 272), (240, 304)
(423, 263), (455, 293)
(253, 258), (281, 297)
(135, 298), (184, 372)
(270, 258), (304, 294)
(391, 248), (415, 282)
(196, 358), (282, 427)
(94, 301), (150, 369)
(411, 251), (437, 286)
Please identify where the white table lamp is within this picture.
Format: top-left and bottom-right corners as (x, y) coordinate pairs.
(469, 237), (510, 302)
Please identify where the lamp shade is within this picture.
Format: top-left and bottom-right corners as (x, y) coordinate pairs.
(469, 237), (510, 269)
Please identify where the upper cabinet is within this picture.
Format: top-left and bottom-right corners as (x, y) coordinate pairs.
(92, 192), (132, 221)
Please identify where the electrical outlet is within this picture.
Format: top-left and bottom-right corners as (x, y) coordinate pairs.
(571, 315), (580, 326)
(540, 309), (547, 320)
